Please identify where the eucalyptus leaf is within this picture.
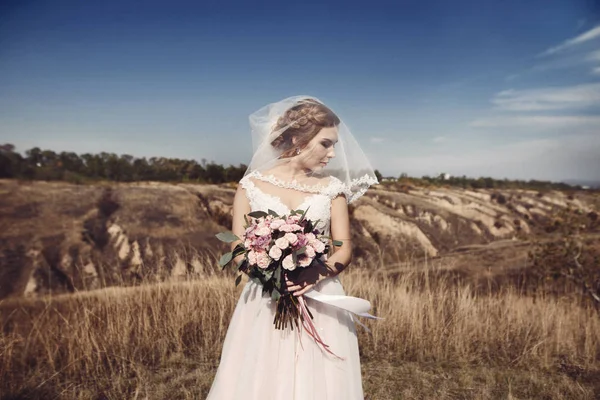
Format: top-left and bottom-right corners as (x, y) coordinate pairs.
(263, 269), (274, 281)
(219, 252), (233, 267)
(271, 289), (281, 302)
(299, 206), (311, 221)
(296, 246), (306, 256)
(274, 266), (282, 290)
(233, 244), (246, 257)
(215, 231), (240, 243)
(248, 211), (268, 218)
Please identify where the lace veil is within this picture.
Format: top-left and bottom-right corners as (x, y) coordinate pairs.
(243, 95), (378, 204)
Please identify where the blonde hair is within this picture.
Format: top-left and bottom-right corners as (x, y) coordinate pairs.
(270, 99), (340, 158)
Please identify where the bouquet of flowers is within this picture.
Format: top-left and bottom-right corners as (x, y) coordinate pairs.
(216, 208), (342, 333)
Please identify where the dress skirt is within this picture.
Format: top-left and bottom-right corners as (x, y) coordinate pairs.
(206, 276), (364, 400)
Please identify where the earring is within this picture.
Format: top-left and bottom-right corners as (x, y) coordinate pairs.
(295, 148), (301, 155)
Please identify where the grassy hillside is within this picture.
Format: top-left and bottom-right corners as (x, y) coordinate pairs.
(1, 261), (599, 399)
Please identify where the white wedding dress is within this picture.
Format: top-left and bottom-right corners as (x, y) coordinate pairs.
(206, 171), (364, 400)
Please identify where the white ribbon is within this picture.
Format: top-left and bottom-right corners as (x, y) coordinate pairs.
(303, 291), (383, 333)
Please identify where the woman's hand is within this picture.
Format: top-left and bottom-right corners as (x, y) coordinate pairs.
(285, 264), (332, 296)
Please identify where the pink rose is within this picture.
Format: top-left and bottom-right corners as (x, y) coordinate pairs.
(282, 254), (296, 271)
(247, 250), (257, 266)
(268, 246), (282, 260)
(255, 225), (271, 237)
(256, 251), (270, 269)
(279, 224), (294, 232)
(254, 235), (271, 249)
(296, 233), (309, 248)
(284, 233), (298, 245)
(311, 239), (325, 253)
(275, 237), (290, 250)
(270, 218), (285, 230)
(305, 245), (316, 258)
(290, 224), (302, 232)
(305, 232), (316, 242)
(287, 215), (301, 224)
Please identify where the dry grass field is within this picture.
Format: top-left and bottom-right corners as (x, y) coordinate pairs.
(1, 256), (599, 400)
(1, 180), (599, 398)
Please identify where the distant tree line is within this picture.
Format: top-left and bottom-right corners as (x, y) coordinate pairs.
(386, 172), (590, 191)
(0, 143), (590, 191)
(0, 144), (246, 184)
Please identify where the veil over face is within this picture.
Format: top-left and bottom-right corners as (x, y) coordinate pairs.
(245, 95), (378, 203)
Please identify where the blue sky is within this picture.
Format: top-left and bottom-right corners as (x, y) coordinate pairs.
(1, 0), (599, 181)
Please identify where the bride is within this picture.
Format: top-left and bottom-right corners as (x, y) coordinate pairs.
(206, 96), (378, 400)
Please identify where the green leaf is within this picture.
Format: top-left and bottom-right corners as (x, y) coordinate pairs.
(243, 214), (249, 226)
(274, 265), (282, 291)
(296, 246), (306, 256)
(219, 252), (233, 267)
(299, 206), (311, 221)
(261, 268), (273, 281)
(271, 289), (281, 302)
(333, 240), (343, 247)
(268, 209), (279, 217)
(235, 274), (243, 287)
(215, 231), (240, 243)
(248, 211), (268, 218)
(233, 244), (246, 257)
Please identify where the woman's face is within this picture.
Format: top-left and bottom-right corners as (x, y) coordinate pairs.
(297, 126), (338, 171)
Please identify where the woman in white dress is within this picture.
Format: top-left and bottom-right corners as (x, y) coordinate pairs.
(206, 96), (378, 400)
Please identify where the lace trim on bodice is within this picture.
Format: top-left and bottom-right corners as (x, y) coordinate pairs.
(244, 171), (346, 199)
(249, 171), (333, 194)
(238, 171), (344, 234)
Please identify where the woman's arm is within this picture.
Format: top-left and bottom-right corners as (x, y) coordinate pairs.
(231, 184), (251, 265)
(323, 194), (353, 276)
(286, 194), (352, 296)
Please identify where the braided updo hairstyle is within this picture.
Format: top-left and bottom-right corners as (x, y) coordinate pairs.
(270, 99), (340, 158)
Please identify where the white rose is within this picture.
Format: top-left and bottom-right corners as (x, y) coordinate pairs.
(305, 232), (316, 242)
(279, 224), (294, 232)
(284, 233), (298, 245)
(268, 246), (282, 260)
(256, 251), (270, 269)
(247, 250), (257, 265)
(282, 254), (296, 271)
(255, 226), (271, 237)
(270, 219), (285, 230)
(290, 224), (302, 232)
(312, 239), (325, 253)
(305, 245), (316, 258)
(275, 237), (290, 250)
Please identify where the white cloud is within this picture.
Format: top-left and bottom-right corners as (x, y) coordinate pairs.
(386, 134), (600, 181)
(539, 25), (600, 56)
(432, 136), (446, 143)
(587, 50), (600, 62)
(470, 115), (600, 129)
(370, 137), (385, 143)
(490, 83), (600, 111)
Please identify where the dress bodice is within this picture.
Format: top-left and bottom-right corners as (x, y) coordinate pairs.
(239, 171), (346, 236)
